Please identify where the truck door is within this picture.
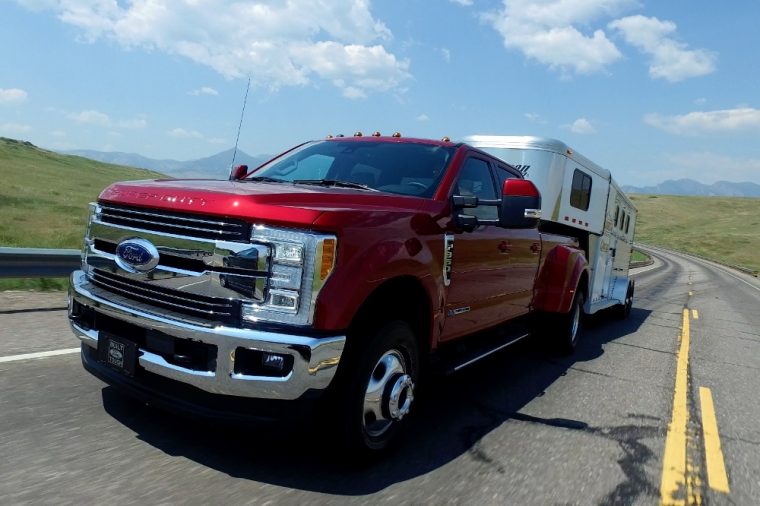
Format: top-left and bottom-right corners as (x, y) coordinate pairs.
(441, 157), (539, 342)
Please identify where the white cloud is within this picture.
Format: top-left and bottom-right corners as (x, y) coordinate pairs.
(483, 0), (637, 76)
(609, 15), (716, 82)
(644, 108), (760, 135)
(169, 128), (204, 139)
(416, 113), (430, 122)
(19, 0), (410, 98)
(118, 116), (148, 129)
(67, 110), (147, 129)
(189, 86), (219, 96)
(0, 123), (32, 135)
(568, 117), (596, 134)
(169, 127), (225, 144)
(441, 48), (451, 63)
(69, 109), (112, 126)
(0, 88), (28, 104)
(524, 112), (545, 123)
(450, 0), (474, 6)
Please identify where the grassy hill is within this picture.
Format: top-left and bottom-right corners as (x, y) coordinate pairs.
(629, 194), (760, 273)
(0, 137), (165, 289)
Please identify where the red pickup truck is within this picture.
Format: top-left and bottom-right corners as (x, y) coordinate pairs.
(69, 134), (588, 454)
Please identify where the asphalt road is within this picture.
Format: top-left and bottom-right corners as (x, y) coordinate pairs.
(1, 248), (758, 505)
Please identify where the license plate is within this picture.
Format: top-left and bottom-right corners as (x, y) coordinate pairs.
(98, 333), (137, 377)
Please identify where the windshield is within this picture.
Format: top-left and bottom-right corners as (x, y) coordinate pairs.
(248, 140), (456, 198)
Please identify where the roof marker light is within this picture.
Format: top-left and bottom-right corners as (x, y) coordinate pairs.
(372, 131), (381, 137)
(354, 131), (363, 137)
(392, 132), (401, 138)
(442, 136), (450, 142)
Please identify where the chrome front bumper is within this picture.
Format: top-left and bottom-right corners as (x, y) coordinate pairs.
(68, 270), (345, 400)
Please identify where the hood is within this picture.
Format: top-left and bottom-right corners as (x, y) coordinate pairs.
(99, 179), (440, 229)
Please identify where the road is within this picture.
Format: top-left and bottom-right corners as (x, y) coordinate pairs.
(1, 248), (758, 505)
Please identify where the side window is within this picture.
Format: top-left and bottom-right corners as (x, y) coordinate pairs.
(624, 214), (630, 234)
(455, 157), (498, 221)
(570, 169), (592, 211)
(494, 164), (522, 192)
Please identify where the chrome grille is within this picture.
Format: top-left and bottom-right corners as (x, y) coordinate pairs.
(91, 269), (241, 326)
(99, 204), (250, 242)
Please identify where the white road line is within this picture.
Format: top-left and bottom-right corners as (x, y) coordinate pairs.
(0, 348), (81, 363)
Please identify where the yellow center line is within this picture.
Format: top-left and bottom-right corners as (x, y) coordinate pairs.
(692, 309), (699, 320)
(699, 387), (730, 493)
(660, 309), (691, 505)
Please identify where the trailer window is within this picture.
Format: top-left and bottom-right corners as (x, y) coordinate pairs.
(570, 169), (592, 211)
(625, 215), (630, 234)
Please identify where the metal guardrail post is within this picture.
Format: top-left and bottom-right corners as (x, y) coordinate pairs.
(0, 247), (81, 278)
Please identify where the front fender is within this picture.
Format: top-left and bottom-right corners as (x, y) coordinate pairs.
(533, 244), (588, 314)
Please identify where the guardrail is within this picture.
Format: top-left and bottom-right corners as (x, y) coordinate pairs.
(0, 248), (80, 278)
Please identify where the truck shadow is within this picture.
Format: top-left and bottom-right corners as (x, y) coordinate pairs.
(102, 306), (652, 496)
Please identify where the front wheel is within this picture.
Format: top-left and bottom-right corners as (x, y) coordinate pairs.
(332, 320), (419, 456)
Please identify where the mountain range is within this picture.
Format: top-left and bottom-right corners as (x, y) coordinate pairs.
(65, 148), (271, 179)
(622, 179), (760, 197)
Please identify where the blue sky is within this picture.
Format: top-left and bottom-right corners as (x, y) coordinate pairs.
(2, 0), (759, 186)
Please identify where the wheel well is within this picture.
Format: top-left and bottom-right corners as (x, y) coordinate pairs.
(349, 276), (431, 355)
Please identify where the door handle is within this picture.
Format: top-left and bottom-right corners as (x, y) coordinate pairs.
(530, 242), (540, 254)
(498, 241), (512, 254)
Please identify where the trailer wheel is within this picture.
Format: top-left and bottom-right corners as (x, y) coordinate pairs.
(555, 291), (584, 355)
(615, 281), (634, 320)
(332, 320), (419, 456)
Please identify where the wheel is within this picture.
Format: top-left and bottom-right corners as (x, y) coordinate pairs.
(331, 320), (419, 456)
(615, 281), (634, 319)
(555, 291), (584, 355)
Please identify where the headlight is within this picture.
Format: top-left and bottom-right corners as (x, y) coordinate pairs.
(242, 226), (337, 326)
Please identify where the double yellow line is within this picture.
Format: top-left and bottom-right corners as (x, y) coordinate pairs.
(659, 309), (730, 505)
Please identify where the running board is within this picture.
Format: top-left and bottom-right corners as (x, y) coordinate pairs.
(439, 327), (531, 375)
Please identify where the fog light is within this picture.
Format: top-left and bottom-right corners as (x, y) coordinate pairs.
(268, 289), (298, 313)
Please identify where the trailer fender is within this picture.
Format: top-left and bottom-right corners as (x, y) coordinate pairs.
(533, 244), (588, 314)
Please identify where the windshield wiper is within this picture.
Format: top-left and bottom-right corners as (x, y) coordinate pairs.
(292, 179), (379, 191)
(244, 176), (287, 183)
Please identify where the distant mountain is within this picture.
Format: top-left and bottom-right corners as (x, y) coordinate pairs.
(623, 178), (760, 198)
(65, 148), (271, 179)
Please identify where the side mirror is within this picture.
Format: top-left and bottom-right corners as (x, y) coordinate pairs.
(500, 179), (542, 229)
(229, 164), (249, 181)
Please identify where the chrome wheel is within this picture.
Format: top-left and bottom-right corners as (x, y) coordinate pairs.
(362, 349), (415, 438)
(569, 299), (581, 345)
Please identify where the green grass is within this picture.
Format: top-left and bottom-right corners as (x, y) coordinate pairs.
(0, 137), (165, 290)
(630, 249), (649, 264)
(629, 194), (760, 273)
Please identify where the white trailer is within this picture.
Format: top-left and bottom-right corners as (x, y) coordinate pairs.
(464, 135), (637, 316)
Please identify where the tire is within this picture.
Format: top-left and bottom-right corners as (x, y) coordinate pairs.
(331, 320), (420, 456)
(615, 281), (634, 320)
(555, 291), (584, 355)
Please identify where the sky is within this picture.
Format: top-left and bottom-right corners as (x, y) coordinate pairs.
(2, 0), (760, 187)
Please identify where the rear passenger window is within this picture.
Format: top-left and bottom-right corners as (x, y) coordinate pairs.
(570, 169), (592, 211)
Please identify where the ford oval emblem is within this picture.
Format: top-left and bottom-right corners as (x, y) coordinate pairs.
(115, 238), (160, 273)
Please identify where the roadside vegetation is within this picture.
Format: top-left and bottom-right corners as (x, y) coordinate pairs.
(629, 194), (760, 274)
(0, 137), (164, 290)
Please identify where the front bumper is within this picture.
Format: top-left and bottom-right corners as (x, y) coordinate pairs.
(69, 270), (345, 401)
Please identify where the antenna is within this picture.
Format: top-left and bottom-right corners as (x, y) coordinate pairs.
(231, 75), (251, 167)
